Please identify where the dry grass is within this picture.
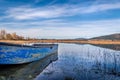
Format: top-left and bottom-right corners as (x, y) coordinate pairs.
(0, 39), (120, 45)
(87, 40), (120, 44)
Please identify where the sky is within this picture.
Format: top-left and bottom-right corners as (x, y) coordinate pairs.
(0, 0), (120, 39)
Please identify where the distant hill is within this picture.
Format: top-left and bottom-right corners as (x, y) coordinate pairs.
(91, 33), (120, 40)
(75, 38), (87, 40)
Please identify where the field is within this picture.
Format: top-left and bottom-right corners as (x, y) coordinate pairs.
(0, 39), (120, 45)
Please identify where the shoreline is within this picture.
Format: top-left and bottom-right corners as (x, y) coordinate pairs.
(0, 39), (120, 45)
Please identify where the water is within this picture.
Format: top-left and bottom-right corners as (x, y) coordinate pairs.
(0, 43), (120, 80)
(35, 43), (120, 80)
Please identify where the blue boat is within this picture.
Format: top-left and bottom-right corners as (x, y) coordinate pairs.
(0, 51), (58, 80)
(0, 42), (58, 64)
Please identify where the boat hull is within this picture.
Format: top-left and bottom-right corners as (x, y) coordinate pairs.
(0, 52), (58, 80)
(0, 43), (58, 64)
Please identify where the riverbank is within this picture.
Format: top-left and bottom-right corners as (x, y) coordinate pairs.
(0, 39), (120, 45)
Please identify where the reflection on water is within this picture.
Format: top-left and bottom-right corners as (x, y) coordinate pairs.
(0, 52), (58, 80)
(0, 43), (120, 80)
(36, 43), (120, 80)
(92, 44), (120, 51)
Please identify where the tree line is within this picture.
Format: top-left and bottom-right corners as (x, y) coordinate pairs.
(0, 30), (24, 40)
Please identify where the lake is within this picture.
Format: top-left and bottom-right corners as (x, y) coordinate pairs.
(0, 43), (120, 80)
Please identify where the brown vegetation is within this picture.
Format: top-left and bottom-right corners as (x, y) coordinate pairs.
(0, 39), (120, 45)
(0, 30), (24, 40)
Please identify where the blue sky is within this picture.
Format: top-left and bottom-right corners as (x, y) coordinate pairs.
(0, 0), (120, 39)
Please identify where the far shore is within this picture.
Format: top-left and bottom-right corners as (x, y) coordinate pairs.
(0, 39), (120, 45)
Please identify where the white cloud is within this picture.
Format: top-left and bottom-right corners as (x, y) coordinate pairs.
(6, 6), (66, 20)
(1, 19), (120, 39)
(81, 3), (120, 13)
(5, 2), (120, 20)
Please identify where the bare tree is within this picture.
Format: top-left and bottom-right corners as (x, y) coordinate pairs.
(0, 29), (6, 39)
(0, 29), (24, 40)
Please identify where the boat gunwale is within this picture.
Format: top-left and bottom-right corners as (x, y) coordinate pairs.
(0, 42), (58, 48)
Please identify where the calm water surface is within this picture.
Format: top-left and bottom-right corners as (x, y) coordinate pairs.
(0, 43), (120, 80)
(35, 43), (120, 80)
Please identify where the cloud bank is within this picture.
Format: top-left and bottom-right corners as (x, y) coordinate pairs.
(1, 19), (120, 39)
(5, 3), (120, 20)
